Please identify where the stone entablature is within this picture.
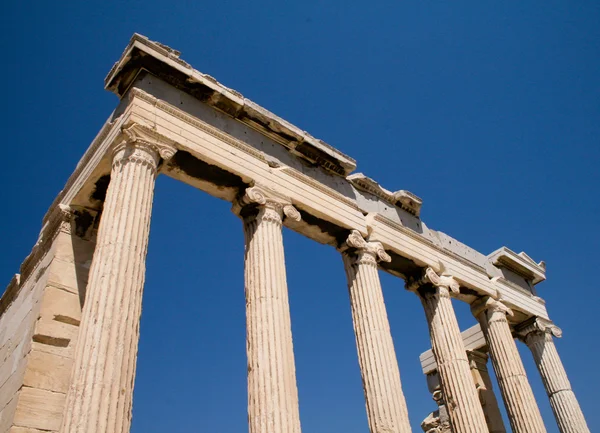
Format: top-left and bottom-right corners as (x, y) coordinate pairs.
(35, 34), (548, 323)
(105, 34), (357, 177)
(0, 33), (589, 433)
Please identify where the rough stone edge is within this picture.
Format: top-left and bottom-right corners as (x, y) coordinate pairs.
(0, 274), (21, 319)
(488, 246), (546, 284)
(104, 33), (357, 177)
(347, 173), (423, 216)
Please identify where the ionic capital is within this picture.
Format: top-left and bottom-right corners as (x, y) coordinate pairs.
(342, 230), (391, 265)
(406, 267), (460, 297)
(232, 185), (301, 223)
(112, 122), (178, 170)
(515, 317), (562, 344)
(471, 296), (514, 320)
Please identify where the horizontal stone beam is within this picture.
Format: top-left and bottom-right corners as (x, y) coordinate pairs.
(30, 33), (548, 321)
(419, 324), (487, 374)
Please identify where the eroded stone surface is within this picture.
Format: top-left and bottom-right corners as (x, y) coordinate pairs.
(407, 268), (489, 433)
(517, 318), (590, 433)
(341, 230), (411, 433)
(62, 128), (175, 433)
(472, 297), (547, 433)
(0, 33), (587, 433)
(235, 186), (302, 433)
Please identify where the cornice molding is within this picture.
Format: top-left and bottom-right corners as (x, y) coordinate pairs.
(109, 36), (356, 176)
(127, 88), (364, 214)
(487, 246), (546, 285)
(129, 88), (269, 166)
(347, 173), (422, 216)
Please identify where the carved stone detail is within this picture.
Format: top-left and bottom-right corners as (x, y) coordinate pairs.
(233, 185), (301, 225)
(121, 122), (178, 162)
(62, 134), (160, 433)
(407, 267), (489, 433)
(517, 317), (562, 340)
(472, 297), (547, 433)
(466, 350), (507, 433)
(421, 373), (451, 433)
(341, 231), (411, 433)
(345, 229), (391, 266)
(236, 184), (302, 433)
(406, 267), (460, 297)
(471, 296), (514, 319)
(516, 318), (590, 433)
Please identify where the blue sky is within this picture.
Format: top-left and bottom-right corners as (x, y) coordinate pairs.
(2, 1), (599, 432)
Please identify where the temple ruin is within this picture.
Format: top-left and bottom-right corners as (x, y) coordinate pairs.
(0, 34), (589, 433)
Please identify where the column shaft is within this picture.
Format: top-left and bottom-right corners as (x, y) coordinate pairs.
(241, 190), (301, 433)
(524, 326), (590, 433)
(467, 350), (506, 433)
(342, 231), (412, 433)
(474, 298), (546, 433)
(62, 140), (164, 433)
(420, 289), (490, 433)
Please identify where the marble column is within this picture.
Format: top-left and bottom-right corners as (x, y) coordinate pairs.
(472, 297), (546, 433)
(234, 186), (302, 433)
(407, 268), (489, 433)
(467, 350), (506, 433)
(62, 123), (176, 433)
(341, 230), (412, 433)
(517, 318), (590, 433)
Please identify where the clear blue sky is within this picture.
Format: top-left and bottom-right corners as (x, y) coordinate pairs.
(2, 2), (599, 432)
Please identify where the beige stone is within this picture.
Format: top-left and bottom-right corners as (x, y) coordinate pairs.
(23, 351), (73, 394)
(517, 318), (590, 433)
(234, 186), (302, 433)
(0, 358), (28, 411)
(472, 297), (546, 433)
(13, 387), (65, 432)
(38, 286), (82, 325)
(341, 230), (412, 433)
(421, 373), (451, 433)
(0, 34), (588, 433)
(45, 259), (89, 295)
(10, 427), (56, 433)
(407, 267), (489, 433)
(61, 130), (176, 433)
(467, 350), (506, 433)
(0, 397), (19, 433)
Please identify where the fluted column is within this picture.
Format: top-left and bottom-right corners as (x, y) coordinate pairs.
(62, 123), (176, 433)
(517, 318), (590, 433)
(467, 350), (506, 433)
(407, 268), (489, 433)
(472, 297), (546, 433)
(341, 230), (412, 433)
(234, 186), (302, 433)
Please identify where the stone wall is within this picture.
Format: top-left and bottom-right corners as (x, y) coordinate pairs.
(0, 213), (95, 433)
